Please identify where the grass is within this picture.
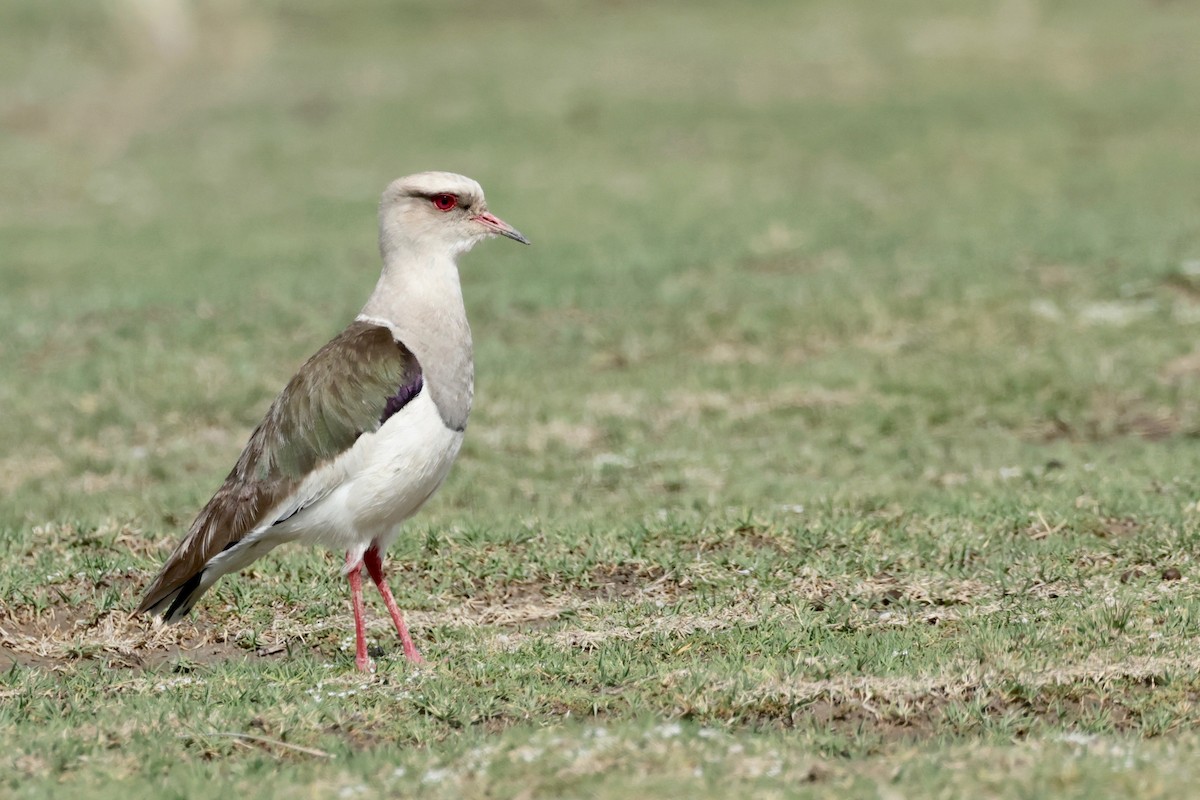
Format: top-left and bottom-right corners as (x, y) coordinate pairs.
(4, 0), (1200, 796)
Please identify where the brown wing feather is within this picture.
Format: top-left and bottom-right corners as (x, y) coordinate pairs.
(137, 321), (421, 616)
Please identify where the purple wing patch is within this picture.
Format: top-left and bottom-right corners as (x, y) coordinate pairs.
(381, 374), (424, 424)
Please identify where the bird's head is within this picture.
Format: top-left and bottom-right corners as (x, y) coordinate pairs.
(379, 171), (530, 257)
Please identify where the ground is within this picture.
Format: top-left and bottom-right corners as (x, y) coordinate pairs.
(4, 1), (1200, 797)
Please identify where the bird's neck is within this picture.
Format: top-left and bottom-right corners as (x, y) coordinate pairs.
(359, 243), (474, 431)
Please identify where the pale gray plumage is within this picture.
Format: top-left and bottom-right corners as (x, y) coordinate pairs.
(364, 174), (478, 431)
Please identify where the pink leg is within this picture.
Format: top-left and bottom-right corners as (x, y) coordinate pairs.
(363, 544), (424, 664)
(345, 552), (373, 672)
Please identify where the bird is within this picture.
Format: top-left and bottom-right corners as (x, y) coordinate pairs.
(136, 171), (529, 671)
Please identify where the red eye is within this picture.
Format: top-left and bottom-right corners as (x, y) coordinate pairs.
(431, 194), (458, 211)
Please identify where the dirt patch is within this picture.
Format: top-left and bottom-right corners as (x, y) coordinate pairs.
(523, 419), (604, 454)
(0, 452), (64, 494)
(408, 590), (577, 632)
(1160, 348), (1200, 382)
(671, 653), (1200, 741)
(0, 603), (253, 670)
(1092, 517), (1142, 538)
(1, 560), (688, 671)
(731, 525), (796, 555)
(804, 569), (991, 620)
(399, 562), (684, 640)
(683, 521), (798, 557)
(1027, 396), (1188, 443)
(658, 386), (859, 428)
(779, 688), (1146, 743)
(461, 562), (680, 609)
(582, 562), (673, 601)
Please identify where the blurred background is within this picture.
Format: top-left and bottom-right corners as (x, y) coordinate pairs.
(3, 0), (1200, 534)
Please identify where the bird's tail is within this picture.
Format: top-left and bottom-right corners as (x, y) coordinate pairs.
(136, 569), (209, 623)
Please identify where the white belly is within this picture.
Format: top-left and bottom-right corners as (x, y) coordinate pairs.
(271, 388), (464, 555)
(345, 388), (465, 533)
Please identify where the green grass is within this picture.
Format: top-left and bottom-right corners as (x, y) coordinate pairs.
(5, 0), (1200, 796)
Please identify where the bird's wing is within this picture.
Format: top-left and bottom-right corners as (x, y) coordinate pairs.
(137, 320), (422, 617)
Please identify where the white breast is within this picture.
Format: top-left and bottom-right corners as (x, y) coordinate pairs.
(344, 388), (465, 534)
